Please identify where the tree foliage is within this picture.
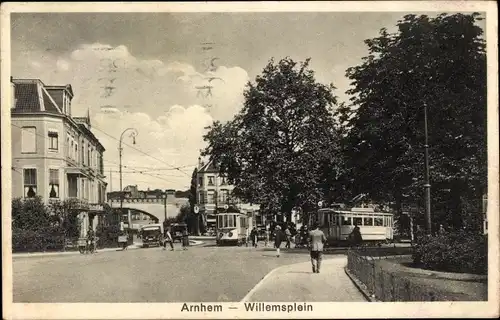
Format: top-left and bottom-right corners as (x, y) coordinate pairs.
(203, 57), (343, 221)
(341, 13), (487, 231)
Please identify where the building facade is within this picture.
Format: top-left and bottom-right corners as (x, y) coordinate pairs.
(196, 159), (261, 230)
(11, 78), (107, 236)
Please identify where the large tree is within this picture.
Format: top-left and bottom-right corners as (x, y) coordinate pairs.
(342, 13), (487, 231)
(203, 57), (343, 221)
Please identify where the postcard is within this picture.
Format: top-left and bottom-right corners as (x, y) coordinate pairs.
(1, 1), (498, 319)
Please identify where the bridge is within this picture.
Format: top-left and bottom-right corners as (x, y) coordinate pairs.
(108, 196), (189, 228)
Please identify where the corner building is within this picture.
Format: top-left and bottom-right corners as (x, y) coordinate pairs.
(10, 78), (107, 236)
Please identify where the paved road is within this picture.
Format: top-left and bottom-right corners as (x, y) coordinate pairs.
(13, 242), (314, 302)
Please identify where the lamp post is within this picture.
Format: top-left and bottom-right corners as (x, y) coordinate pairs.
(423, 103), (432, 235)
(119, 128), (138, 232)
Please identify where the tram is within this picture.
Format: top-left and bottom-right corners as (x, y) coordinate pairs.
(216, 212), (250, 246)
(311, 207), (394, 246)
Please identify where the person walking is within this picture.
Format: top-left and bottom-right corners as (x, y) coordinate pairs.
(163, 226), (174, 251)
(349, 222), (363, 248)
(87, 226), (96, 253)
(308, 221), (327, 273)
(284, 226), (292, 249)
(181, 227), (189, 251)
(274, 225), (284, 257)
(250, 227), (258, 248)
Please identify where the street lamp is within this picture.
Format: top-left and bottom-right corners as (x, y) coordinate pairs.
(119, 128), (138, 230)
(423, 103), (432, 235)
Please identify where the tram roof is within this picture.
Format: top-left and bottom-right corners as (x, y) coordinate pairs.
(318, 208), (393, 216)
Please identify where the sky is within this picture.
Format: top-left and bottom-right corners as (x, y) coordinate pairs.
(10, 11), (485, 191)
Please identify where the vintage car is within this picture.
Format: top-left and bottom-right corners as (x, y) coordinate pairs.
(140, 224), (164, 248)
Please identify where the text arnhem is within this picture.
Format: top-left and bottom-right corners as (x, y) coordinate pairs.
(181, 303), (223, 312)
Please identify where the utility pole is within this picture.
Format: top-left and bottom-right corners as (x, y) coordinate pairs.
(164, 189), (167, 222)
(119, 128), (138, 233)
(423, 103), (432, 235)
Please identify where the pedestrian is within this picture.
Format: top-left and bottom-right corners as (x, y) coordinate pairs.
(181, 227), (189, 251)
(308, 221), (327, 273)
(163, 226), (174, 251)
(349, 222), (363, 247)
(284, 227), (292, 249)
(250, 227), (258, 248)
(264, 225), (270, 247)
(274, 225), (284, 257)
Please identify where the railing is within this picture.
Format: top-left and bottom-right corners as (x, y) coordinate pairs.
(346, 248), (466, 301)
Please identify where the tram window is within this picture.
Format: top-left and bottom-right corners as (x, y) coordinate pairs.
(341, 216), (352, 226)
(374, 218), (383, 226)
(364, 217), (373, 226)
(330, 215), (337, 226)
(353, 217), (363, 226)
(223, 215), (228, 228)
(228, 215), (235, 228)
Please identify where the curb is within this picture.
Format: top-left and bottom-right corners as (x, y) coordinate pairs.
(240, 261), (299, 302)
(344, 267), (377, 302)
(13, 244), (142, 258)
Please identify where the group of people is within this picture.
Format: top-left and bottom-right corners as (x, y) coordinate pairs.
(248, 221), (363, 273)
(162, 226), (189, 251)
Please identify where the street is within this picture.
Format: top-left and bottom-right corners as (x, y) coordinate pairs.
(13, 242), (314, 303)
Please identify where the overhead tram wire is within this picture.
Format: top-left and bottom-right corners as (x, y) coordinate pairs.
(10, 124), (178, 185)
(90, 124), (191, 177)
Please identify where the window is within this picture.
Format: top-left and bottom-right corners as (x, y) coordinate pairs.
(199, 192), (205, 204)
(49, 169), (59, 198)
(81, 179), (85, 199)
(75, 143), (78, 161)
(223, 215), (228, 228)
(67, 138), (71, 157)
(207, 191), (215, 204)
(228, 215), (235, 228)
(220, 189), (229, 204)
(208, 176), (215, 186)
(220, 176), (227, 185)
(364, 217), (373, 226)
(353, 217), (363, 226)
(374, 218), (383, 226)
(81, 145), (85, 165)
(87, 145), (90, 167)
(327, 214), (337, 226)
(21, 127), (36, 153)
(48, 131), (58, 150)
(341, 216), (352, 226)
(198, 177), (203, 187)
(23, 168), (37, 198)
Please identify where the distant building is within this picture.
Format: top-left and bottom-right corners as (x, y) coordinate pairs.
(11, 78), (107, 235)
(196, 158), (261, 230)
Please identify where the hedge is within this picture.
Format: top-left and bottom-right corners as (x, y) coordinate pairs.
(413, 229), (487, 275)
(12, 227), (66, 252)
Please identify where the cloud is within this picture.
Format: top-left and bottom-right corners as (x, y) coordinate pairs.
(15, 43), (250, 190)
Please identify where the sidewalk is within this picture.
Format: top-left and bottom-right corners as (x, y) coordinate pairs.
(12, 240), (204, 258)
(242, 256), (367, 302)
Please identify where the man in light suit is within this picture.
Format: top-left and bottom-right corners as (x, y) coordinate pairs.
(308, 221), (327, 273)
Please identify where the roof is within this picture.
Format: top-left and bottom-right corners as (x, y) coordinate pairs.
(198, 160), (219, 173)
(11, 78), (68, 114)
(12, 80), (42, 113)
